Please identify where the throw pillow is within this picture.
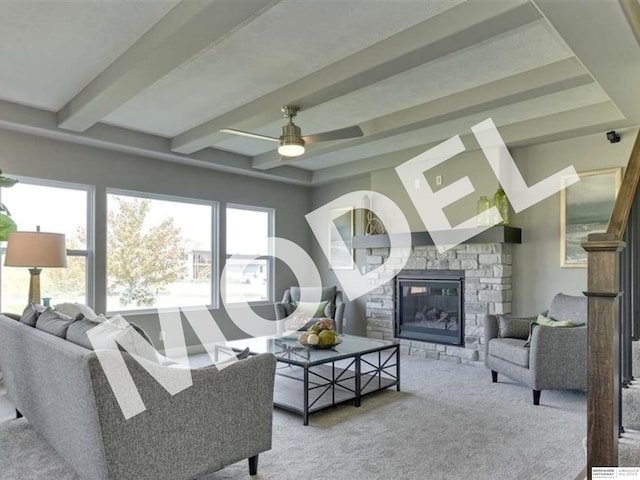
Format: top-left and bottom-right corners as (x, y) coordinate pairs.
(536, 314), (574, 328)
(86, 314), (157, 363)
(35, 309), (80, 338)
(66, 317), (102, 349)
(498, 315), (536, 340)
(20, 302), (46, 327)
(523, 315), (576, 347)
(295, 300), (329, 318)
(55, 303), (99, 321)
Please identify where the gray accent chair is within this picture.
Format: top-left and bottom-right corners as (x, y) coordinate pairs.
(274, 286), (346, 333)
(0, 314), (277, 479)
(483, 293), (587, 405)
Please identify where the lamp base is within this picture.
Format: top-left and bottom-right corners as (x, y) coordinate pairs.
(28, 267), (42, 305)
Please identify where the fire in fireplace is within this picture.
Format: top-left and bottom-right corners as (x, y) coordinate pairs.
(395, 271), (465, 346)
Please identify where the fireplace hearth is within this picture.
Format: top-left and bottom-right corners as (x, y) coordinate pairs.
(395, 271), (464, 346)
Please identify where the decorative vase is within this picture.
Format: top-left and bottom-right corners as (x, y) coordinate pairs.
(476, 195), (491, 226)
(493, 187), (509, 226)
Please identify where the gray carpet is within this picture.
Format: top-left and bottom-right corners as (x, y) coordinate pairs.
(0, 355), (586, 480)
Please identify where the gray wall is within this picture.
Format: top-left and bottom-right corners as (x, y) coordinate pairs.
(0, 129), (312, 347)
(310, 130), (637, 324)
(310, 175), (371, 335)
(511, 129), (636, 313)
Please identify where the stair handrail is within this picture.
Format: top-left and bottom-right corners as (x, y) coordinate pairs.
(584, 129), (640, 479)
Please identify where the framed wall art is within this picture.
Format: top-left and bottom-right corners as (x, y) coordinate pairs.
(560, 167), (622, 267)
(329, 207), (354, 270)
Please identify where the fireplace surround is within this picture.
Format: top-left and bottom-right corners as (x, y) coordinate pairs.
(365, 243), (513, 366)
(395, 271), (464, 346)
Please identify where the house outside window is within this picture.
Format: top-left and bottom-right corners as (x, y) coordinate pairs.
(106, 190), (216, 312)
(225, 205), (274, 304)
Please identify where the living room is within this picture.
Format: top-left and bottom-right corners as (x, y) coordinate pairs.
(0, 1), (639, 479)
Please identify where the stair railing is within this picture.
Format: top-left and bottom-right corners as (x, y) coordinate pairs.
(583, 128), (640, 478)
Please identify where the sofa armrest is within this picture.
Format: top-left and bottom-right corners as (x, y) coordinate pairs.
(274, 301), (289, 320)
(483, 314), (499, 366)
(88, 352), (277, 480)
(530, 325), (587, 390)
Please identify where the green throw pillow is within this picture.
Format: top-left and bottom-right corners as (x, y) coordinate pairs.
(536, 314), (574, 327)
(295, 300), (329, 318)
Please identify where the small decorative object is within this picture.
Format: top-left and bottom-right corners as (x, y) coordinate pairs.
(42, 297), (51, 308)
(476, 195), (492, 226)
(492, 187), (509, 226)
(298, 318), (341, 349)
(0, 169), (19, 241)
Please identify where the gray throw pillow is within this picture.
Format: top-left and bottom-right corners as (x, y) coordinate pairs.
(20, 303), (46, 327)
(66, 317), (102, 349)
(498, 315), (536, 340)
(36, 309), (80, 338)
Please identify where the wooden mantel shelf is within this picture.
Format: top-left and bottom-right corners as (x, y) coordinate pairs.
(352, 226), (521, 249)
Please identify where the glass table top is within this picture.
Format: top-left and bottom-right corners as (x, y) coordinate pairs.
(217, 333), (398, 366)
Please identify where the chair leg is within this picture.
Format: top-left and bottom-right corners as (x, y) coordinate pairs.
(491, 370), (498, 383)
(533, 390), (541, 406)
(15, 409), (22, 418)
(248, 455), (259, 476)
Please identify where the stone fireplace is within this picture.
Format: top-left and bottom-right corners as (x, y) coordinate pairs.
(365, 242), (513, 367)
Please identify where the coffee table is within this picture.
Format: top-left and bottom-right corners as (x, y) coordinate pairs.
(215, 334), (400, 425)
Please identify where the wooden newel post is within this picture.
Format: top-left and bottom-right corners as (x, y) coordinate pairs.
(583, 232), (625, 478)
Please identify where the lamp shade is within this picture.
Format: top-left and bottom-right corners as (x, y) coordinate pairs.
(5, 231), (67, 268)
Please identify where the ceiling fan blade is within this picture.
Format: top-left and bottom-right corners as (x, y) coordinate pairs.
(302, 125), (363, 144)
(220, 128), (279, 143)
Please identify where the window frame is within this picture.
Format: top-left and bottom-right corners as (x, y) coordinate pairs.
(224, 203), (275, 305)
(106, 188), (218, 315)
(0, 176), (95, 310)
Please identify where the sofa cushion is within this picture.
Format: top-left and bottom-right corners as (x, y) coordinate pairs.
(548, 293), (587, 324)
(55, 303), (99, 321)
(66, 317), (101, 349)
(498, 316), (536, 340)
(86, 314), (157, 362)
(488, 338), (530, 368)
(36, 309), (79, 338)
(20, 302), (46, 327)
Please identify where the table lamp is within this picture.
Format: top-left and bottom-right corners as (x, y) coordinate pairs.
(4, 227), (67, 304)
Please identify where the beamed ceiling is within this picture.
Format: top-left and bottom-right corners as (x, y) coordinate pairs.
(1, 0), (640, 185)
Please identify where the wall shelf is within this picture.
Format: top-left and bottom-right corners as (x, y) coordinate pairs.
(352, 225), (521, 249)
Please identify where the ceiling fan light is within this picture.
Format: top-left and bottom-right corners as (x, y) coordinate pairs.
(278, 142), (305, 157)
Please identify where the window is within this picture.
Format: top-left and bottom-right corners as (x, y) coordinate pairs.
(107, 191), (215, 312)
(1, 179), (93, 312)
(225, 205), (273, 303)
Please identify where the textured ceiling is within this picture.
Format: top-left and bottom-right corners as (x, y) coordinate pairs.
(0, 0), (638, 185)
(0, 0), (179, 110)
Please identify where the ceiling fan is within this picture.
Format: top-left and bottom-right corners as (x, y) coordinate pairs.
(220, 105), (364, 158)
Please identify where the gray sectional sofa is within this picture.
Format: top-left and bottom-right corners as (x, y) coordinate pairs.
(0, 312), (277, 480)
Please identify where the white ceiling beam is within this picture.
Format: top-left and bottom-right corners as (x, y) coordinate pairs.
(171, 0), (540, 154)
(533, 0), (640, 122)
(311, 102), (628, 185)
(252, 58), (593, 170)
(57, 0), (281, 132)
(1, 100), (311, 185)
